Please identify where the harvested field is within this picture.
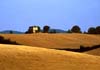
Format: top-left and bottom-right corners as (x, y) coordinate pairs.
(0, 44), (100, 70)
(0, 33), (100, 49)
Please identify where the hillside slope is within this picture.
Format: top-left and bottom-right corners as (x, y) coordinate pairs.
(85, 48), (100, 56)
(0, 44), (100, 70)
(0, 33), (100, 49)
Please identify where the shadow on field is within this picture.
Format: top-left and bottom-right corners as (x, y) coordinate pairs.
(56, 45), (100, 52)
(0, 36), (21, 45)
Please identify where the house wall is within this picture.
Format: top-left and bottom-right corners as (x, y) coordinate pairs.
(33, 27), (38, 33)
(26, 26), (40, 33)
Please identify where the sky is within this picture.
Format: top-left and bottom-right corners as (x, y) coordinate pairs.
(0, 0), (100, 32)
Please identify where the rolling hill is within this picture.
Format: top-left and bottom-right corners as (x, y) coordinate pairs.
(49, 29), (66, 33)
(0, 30), (24, 34)
(85, 48), (100, 56)
(0, 44), (100, 70)
(0, 33), (100, 49)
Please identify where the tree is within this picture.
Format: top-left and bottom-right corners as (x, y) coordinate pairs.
(9, 31), (13, 34)
(43, 25), (50, 33)
(71, 25), (81, 33)
(96, 26), (100, 34)
(88, 27), (96, 34)
(36, 26), (41, 33)
(25, 26), (41, 34)
(25, 31), (29, 34)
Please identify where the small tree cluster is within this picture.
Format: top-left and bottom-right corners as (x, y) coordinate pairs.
(25, 25), (50, 34)
(25, 26), (41, 34)
(25, 25), (100, 34)
(88, 26), (100, 34)
(69, 25), (100, 34)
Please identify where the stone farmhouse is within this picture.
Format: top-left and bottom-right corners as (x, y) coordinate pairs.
(26, 26), (41, 33)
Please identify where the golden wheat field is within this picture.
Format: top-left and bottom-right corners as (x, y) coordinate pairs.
(0, 44), (100, 70)
(85, 48), (100, 56)
(0, 33), (100, 49)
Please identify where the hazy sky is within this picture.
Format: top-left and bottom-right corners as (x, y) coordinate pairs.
(0, 0), (100, 32)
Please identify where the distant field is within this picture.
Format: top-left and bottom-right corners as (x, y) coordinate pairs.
(0, 33), (100, 49)
(0, 44), (100, 70)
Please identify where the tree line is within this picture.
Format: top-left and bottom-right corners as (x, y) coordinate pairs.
(25, 25), (100, 34)
(67, 25), (100, 34)
(1, 25), (99, 34)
